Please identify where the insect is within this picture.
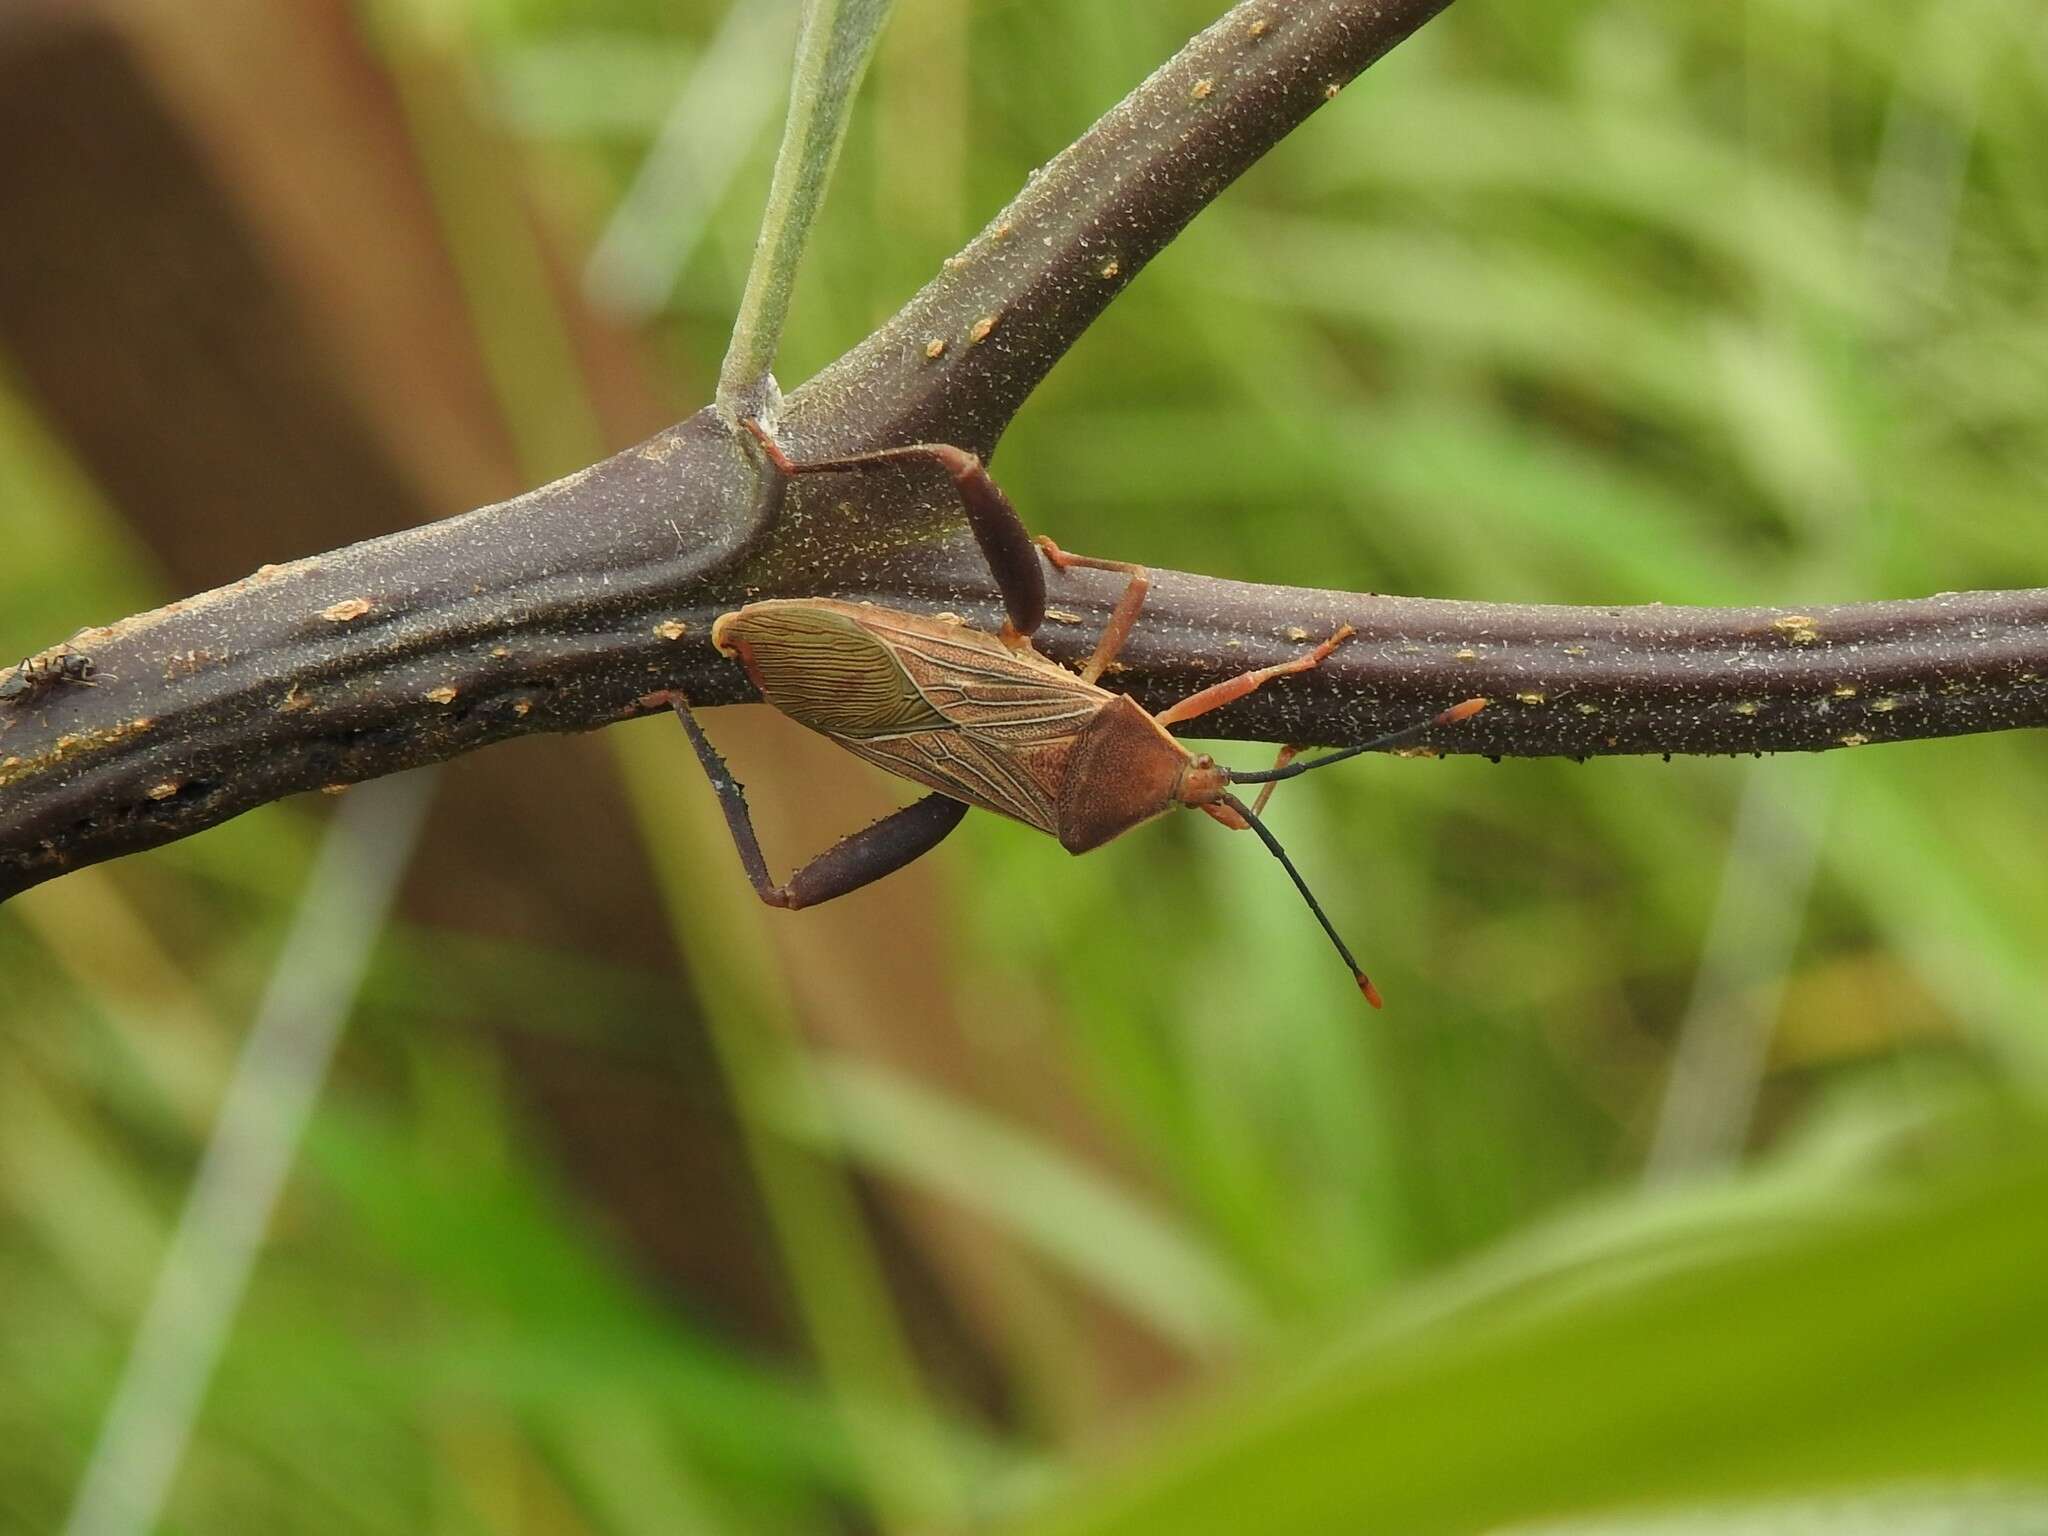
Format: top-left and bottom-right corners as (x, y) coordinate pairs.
(671, 420), (1487, 1005)
(0, 648), (99, 707)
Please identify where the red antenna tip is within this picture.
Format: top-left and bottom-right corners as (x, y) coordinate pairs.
(1358, 974), (1384, 1009)
(1442, 697), (1489, 725)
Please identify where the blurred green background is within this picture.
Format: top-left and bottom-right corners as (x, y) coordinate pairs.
(4, 1), (2048, 1532)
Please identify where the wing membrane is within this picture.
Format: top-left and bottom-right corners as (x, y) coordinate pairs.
(858, 613), (1104, 743)
(735, 600), (1110, 833)
(841, 732), (1074, 835)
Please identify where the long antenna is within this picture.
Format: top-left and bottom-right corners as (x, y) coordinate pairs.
(1219, 791), (1384, 1008)
(1227, 698), (1488, 787)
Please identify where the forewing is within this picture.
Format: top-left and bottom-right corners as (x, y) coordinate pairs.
(732, 601), (1108, 834)
(856, 612), (1103, 744)
(736, 604), (949, 739)
(840, 732), (1073, 836)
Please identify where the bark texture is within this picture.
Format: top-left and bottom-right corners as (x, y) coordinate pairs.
(4, 0), (2044, 903)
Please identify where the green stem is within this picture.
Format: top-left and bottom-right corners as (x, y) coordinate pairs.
(718, 0), (896, 424)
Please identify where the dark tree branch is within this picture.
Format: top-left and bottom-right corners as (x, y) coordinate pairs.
(1042, 574), (2048, 754)
(790, 0), (1456, 457)
(2, 0), (2042, 904)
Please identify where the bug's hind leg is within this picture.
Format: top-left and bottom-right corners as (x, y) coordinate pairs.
(739, 418), (1045, 644)
(672, 697), (967, 909)
(1035, 537), (1151, 685)
(776, 792), (970, 909)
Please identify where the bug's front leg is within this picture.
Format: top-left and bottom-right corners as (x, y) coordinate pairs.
(1153, 626), (1357, 730)
(1158, 634), (1352, 830)
(672, 697), (968, 909)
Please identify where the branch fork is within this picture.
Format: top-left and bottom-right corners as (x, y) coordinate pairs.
(3, 0), (2042, 903)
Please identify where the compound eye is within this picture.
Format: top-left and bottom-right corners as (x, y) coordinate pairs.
(1192, 753), (1215, 770)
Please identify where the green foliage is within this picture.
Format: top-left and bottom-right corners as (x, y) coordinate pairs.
(1002, 1142), (2048, 1536)
(4, 1), (2046, 1532)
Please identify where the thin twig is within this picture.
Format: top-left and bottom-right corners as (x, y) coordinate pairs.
(717, 0), (896, 423)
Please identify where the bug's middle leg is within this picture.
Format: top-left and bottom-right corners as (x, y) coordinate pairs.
(672, 697), (968, 909)
(1035, 537), (1151, 685)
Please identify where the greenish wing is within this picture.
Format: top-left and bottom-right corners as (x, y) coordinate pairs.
(741, 605), (950, 739)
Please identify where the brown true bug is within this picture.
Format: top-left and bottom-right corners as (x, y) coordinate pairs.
(0, 648), (99, 707)
(670, 420), (1487, 1005)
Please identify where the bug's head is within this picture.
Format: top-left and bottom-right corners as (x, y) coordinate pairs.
(1174, 752), (1230, 809)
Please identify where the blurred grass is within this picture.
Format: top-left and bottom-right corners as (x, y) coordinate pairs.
(4, 0), (2048, 1532)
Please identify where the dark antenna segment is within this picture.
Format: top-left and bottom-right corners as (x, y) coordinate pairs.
(1227, 698), (1488, 787)
(1219, 791), (1384, 1008)
(1219, 698), (1487, 1006)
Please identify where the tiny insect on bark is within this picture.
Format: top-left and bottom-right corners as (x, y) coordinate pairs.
(0, 648), (99, 707)
(669, 420), (1487, 1006)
